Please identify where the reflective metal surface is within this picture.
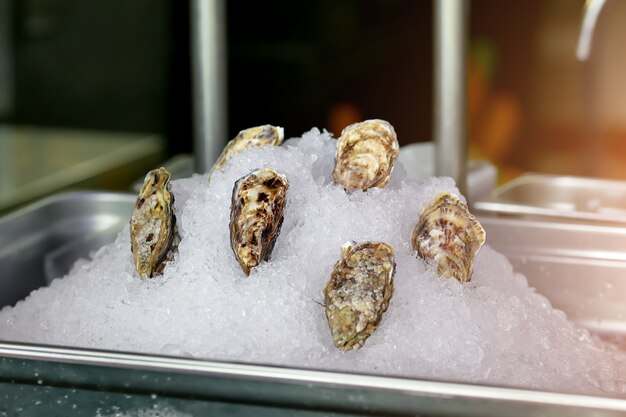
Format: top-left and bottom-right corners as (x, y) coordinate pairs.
(577, 0), (608, 60)
(479, 216), (626, 346)
(475, 173), (626, 224)
(2, 341), (626, 416)
(191, 0), (228, 173)
(0, 191), (135, 307)
(434, 0), (469, 195)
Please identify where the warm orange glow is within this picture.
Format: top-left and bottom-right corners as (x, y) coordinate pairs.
(327, 103), (363, 138)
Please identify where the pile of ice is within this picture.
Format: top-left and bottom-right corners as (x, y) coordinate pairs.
(2, 128), (626, 395)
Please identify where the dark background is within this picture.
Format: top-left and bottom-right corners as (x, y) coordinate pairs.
(1, 0), (539, 159)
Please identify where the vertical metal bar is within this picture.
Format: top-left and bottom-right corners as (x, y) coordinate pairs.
(191, 0), (227, 174)
(577, 0), (608, 176)
(576, 0), (608, 61)
(434, 0), (469, 195)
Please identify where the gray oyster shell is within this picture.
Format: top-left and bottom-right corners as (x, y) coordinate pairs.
(324, 241), (395, 351)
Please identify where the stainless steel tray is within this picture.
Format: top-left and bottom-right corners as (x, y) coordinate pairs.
(0, 191), (135, 308)
(474, 173), (626, 224)
(479, 216), (626, 345)
(2, 192), (626, 415)
(3, 342), (626, 416)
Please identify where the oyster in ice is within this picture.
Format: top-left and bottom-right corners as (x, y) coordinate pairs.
(210, 125), (284, 177)
(130, 167), (180, 278)
(230, 167), (289, 275)
(323, 241), (395, 351)
(332, 119), (399, 191)
(411, 192), (486, 283)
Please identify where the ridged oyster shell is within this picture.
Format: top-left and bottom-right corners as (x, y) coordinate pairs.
(332, 119), (399, 191)
(323, 241), (395, 351)
(230, 168), (289, 275)
(130, 167), (180, 278)
(210, 125), (284, 177)
(411, 192), (486, 283)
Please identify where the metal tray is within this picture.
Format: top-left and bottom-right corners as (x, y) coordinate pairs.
(474, 173), (626, 224)
(2, 192), (626, 415)
(479, 216), (626, 346)
(0, 191), (135, 308)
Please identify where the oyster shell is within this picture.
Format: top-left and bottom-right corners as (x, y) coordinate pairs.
(332, 119), (399, 191)
(210, 125), (284, 177)
(323, 241), (395, 351)
(411, 192), (486, 283)
(230, 168), (289, 275)
(130, 167), (180, 278)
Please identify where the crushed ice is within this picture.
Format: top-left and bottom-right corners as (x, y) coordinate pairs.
(1, 128), (626, 395)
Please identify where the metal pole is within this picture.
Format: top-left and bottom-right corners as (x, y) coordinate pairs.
(576, 0), (607, 61)
(576, 0), (608, 176)
(434, 0), (469, 196)
(191, 0), (227, 174)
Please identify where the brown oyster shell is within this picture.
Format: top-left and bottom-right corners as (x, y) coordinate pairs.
(130, 167), (181, 278)
(411, 192), (486, 283)
(210, 125), (284, 177)
(323, 241), (395, 351)
(229, 168), (289, 275)
(332, 119), (399, 191)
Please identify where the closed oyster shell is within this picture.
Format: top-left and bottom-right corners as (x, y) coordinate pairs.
(230, 168), (289, 275)
(210, 125), (284, 177)
(130, 167), (180, 278)
(323, 241), (395, 351)
(332, 119), (399, 191)
(411, 192), (486, 283)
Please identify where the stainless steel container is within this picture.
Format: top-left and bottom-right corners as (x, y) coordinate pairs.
(0, 192), (135, 308)
(479, 216), (626, 346)
(2, 192), (626, 415)
(474, 173), (626, 225)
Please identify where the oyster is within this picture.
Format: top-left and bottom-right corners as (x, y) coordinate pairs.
(230, 168), (289, 275)
(130, 167), (180, 278)
(323, 241), (395, 351)
(332, 119), (399, 191)
(210, 125), (284, 177)
(411, 192), (486, 283)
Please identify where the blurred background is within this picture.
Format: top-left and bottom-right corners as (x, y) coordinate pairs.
(1, 0), (622, 212)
